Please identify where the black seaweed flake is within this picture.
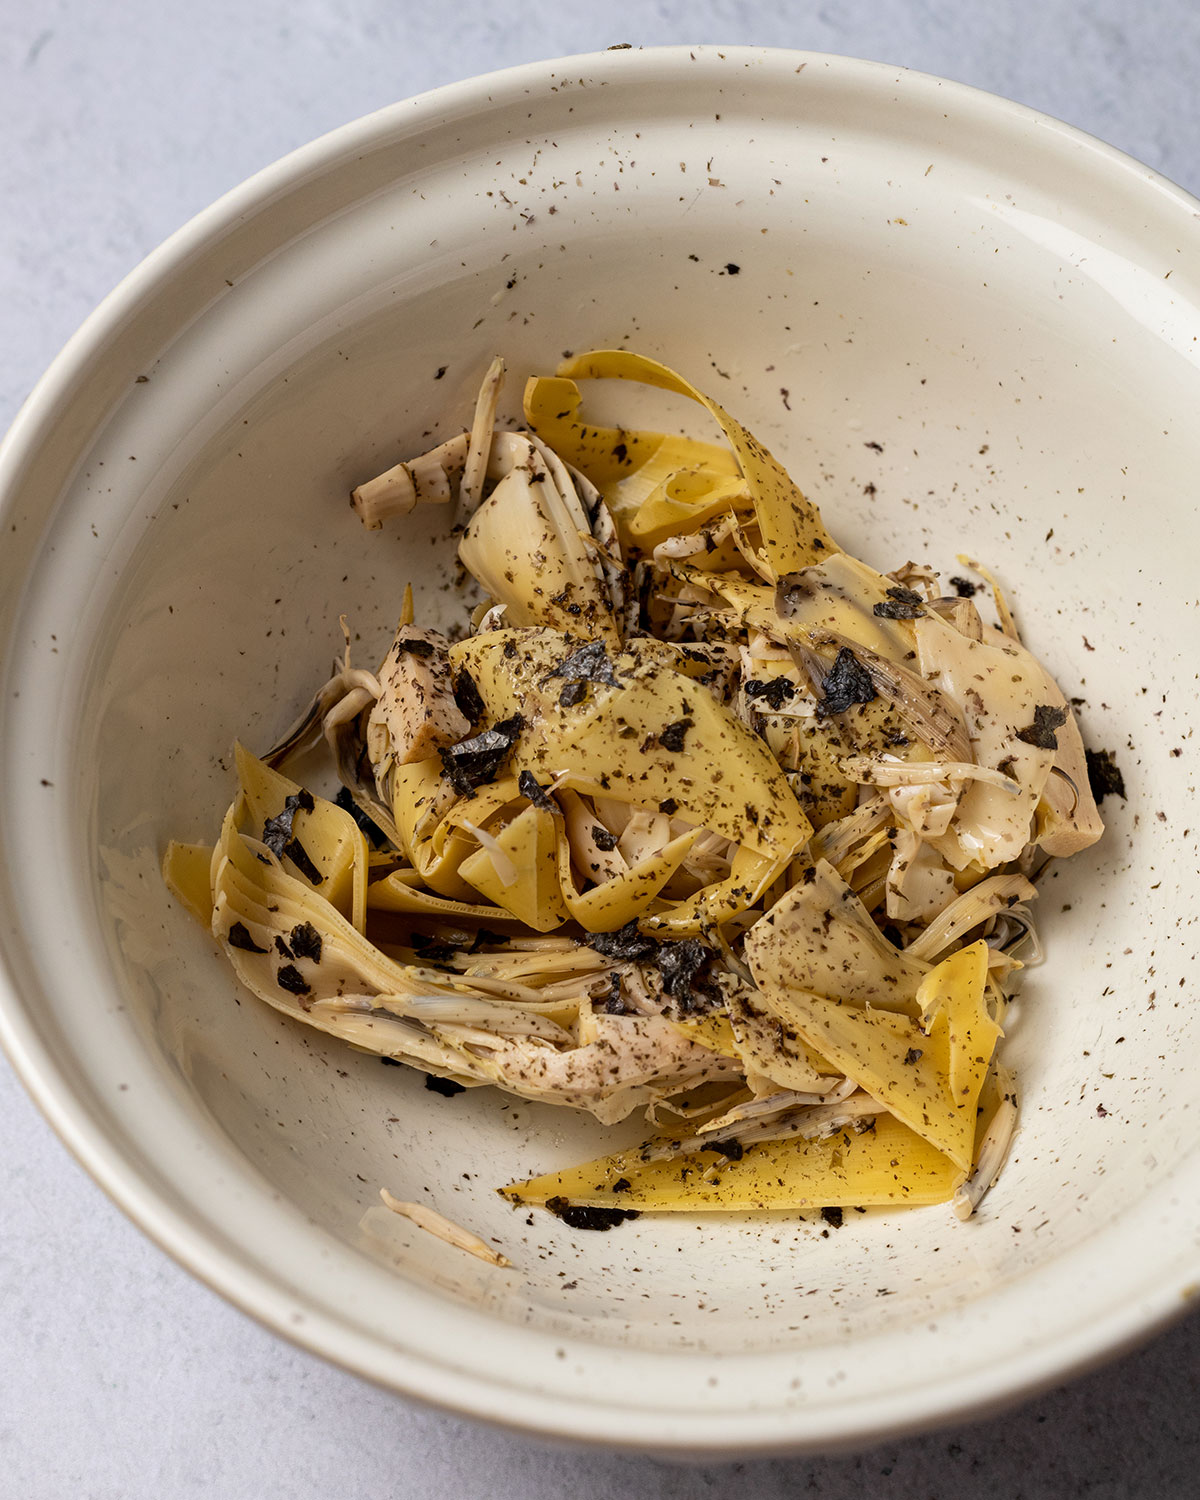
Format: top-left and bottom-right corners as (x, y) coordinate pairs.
(558, 680), (588, 708)
(1016, 704), (1069, 751)
(820, 1206), (844, 1229)
(334, 786), (388, 849)
(424, 1074), (466, 1097)
(226, 921), (267, 954)
(410, 932), (457, 964)
(774, 572), (814, 617)
(544, 1196), (641, 1231)
(439, 714), (524, 794)
(744, 677), (793, 710)
(873, 586), (925, 620)
(611, 1177), (632, 1193)
(393, 638), (436, 659)
(273, 935), (294, 960)
(603, 972), (628, 1014)
(288, 921), (323, 963)
(818, 648), (877, 715)
(276, 963), (310, 997)
(469, 927), (514, 952)
(657, 938), (713, 1008)
(518, 769), (553, 810)
(903, 1048), (924, 1065)
(659, 717), (693, 753)
(453, 668), (485, 724)
(282, 837), (324, 885)
(948, 576), (977, 598)
(585, 921), (656, 962)
(701, 1139), (745, 1161)
(592, 824), (618, 851)
(261, 788), (316, 858)
(1085, 748), (1127, 804)
(544, 640), (621, 697)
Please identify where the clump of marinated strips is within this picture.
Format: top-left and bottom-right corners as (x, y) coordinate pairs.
(164, 349), (1106, 1236)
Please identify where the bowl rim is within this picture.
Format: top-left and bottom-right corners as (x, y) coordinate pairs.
(2, 42), (1200, 1455)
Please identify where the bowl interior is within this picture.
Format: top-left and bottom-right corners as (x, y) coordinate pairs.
(3, 49), (1199, 1448)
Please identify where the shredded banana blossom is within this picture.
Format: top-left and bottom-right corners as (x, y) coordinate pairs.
(164, 349), (1104, 1230)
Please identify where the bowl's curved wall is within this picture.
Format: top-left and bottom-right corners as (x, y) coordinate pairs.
(1, 47), (1198, 1452)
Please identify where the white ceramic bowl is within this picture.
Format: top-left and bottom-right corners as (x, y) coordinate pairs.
(1, 46), (1198, 1456)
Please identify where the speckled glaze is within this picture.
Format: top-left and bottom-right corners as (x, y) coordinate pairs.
(0, 47), (1197, 1455)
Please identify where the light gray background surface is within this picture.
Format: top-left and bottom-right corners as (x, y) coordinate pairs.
(3, 3), (1198, 1495)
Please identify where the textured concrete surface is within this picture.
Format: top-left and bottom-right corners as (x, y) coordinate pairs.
(3, 3), (1200, 1495)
